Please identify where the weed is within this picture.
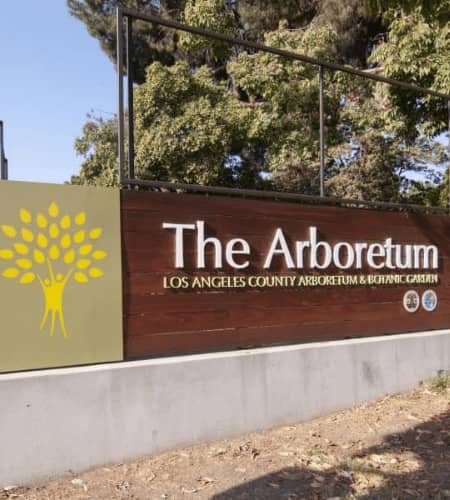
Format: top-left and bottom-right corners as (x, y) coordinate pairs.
(427, 373), (450, 392)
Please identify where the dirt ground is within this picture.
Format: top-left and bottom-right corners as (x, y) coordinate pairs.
(2, 378), (450, 500)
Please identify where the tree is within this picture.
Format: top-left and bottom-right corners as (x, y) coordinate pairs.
(178, 0), (238, 64)
(70, 0), (450, 205)
(365, 0), (450, 25)
(74, 62), (269, 188)
(234, 0), (317, 37)
(368, 4), (450, 137)
(72, 115), (118, 186)
(67, 0), (183, 84)
(0, 202), (108, 337)
(326, 134), (400, 201)
(226, 21), (344, 193)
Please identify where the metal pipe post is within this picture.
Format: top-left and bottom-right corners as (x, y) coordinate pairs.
(0, 121), (7, 181)
(117, 9), (125, 184)
(319, 65), (325, 197)
(126, 16), (135, 180)
(448, 100), (450, 212)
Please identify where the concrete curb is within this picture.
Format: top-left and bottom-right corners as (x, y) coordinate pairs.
(1, 330), (449, 487)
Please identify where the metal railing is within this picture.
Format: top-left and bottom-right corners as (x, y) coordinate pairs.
(0, 121), (8, 181)
(116, 7), (450, 214)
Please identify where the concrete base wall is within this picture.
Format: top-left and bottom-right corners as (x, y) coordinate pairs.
(1, 330), (450, 487)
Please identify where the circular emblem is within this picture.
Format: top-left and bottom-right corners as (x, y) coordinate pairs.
(403, 290), (420, 313)
(421, 289), (438, 312)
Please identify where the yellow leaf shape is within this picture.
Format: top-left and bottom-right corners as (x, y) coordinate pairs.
(60, 215), (71, 229)
(16, 258), (32, 270)
(19, 209), (32, 224)
(89, 268), (104, 278)
(2, 268), (19, 278)
(49, 223), (59, 239)
(89, 228), (103, 240)
(0, 249), (14, 260)
(74, 230), (85, 244)
(36, 213), (48, 229)
(60, 234), (71, 249)
(74, 272), (89, 283)
(49, 245), (60, 260)
(20, 272), (35, 284)
(64, 249), (75, 264)
(48, 202), (59, 218)
(79, 244), (92, 256)
(92, 250), (107, 260)
(37, 234), (48, 249)
(75, 212), (86, 226)
(21, 228), (34, 242)
(33, 249), (45, 264)
(1, 225), (17, 238)
(14, 243), (29, 255)
(76, 259), (91, 269)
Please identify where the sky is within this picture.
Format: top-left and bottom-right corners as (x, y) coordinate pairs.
(0, 1), (117, 184)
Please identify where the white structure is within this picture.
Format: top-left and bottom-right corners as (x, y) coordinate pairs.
(1, 329), (449, 487)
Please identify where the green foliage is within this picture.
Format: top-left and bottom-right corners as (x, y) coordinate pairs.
(67, 0), (182, 83)
(401, 181), (442, 207)
(369, 5), (450, 138)
(427, 373), (450, 392)
(74, 63), (268, 188)
(439, 168), (450, 207)
(72, 116), (119, 187)
(365, 0), (450, 25)
(228, 22), (344, 193)
(179, 0), (238, 63)
(133, 61), (258, 186)
(317, 0), (377, 66)
(237, 1), (317, 36)
(327, 134), (400, 202)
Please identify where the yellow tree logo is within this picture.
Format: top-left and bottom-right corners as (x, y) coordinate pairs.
(0, 202), (107, 338)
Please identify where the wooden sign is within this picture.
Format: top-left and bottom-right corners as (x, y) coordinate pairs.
(121, 191), (450, 359)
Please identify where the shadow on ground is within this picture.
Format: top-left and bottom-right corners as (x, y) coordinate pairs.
(212, 408), (450, 499)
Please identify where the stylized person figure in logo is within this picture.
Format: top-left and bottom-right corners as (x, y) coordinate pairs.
(37, 268), (73, 338)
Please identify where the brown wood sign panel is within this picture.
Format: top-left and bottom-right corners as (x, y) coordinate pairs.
(121, 191), (450, 359)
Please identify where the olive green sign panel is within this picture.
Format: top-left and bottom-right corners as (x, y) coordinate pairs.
(0, 181), (123, 372)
